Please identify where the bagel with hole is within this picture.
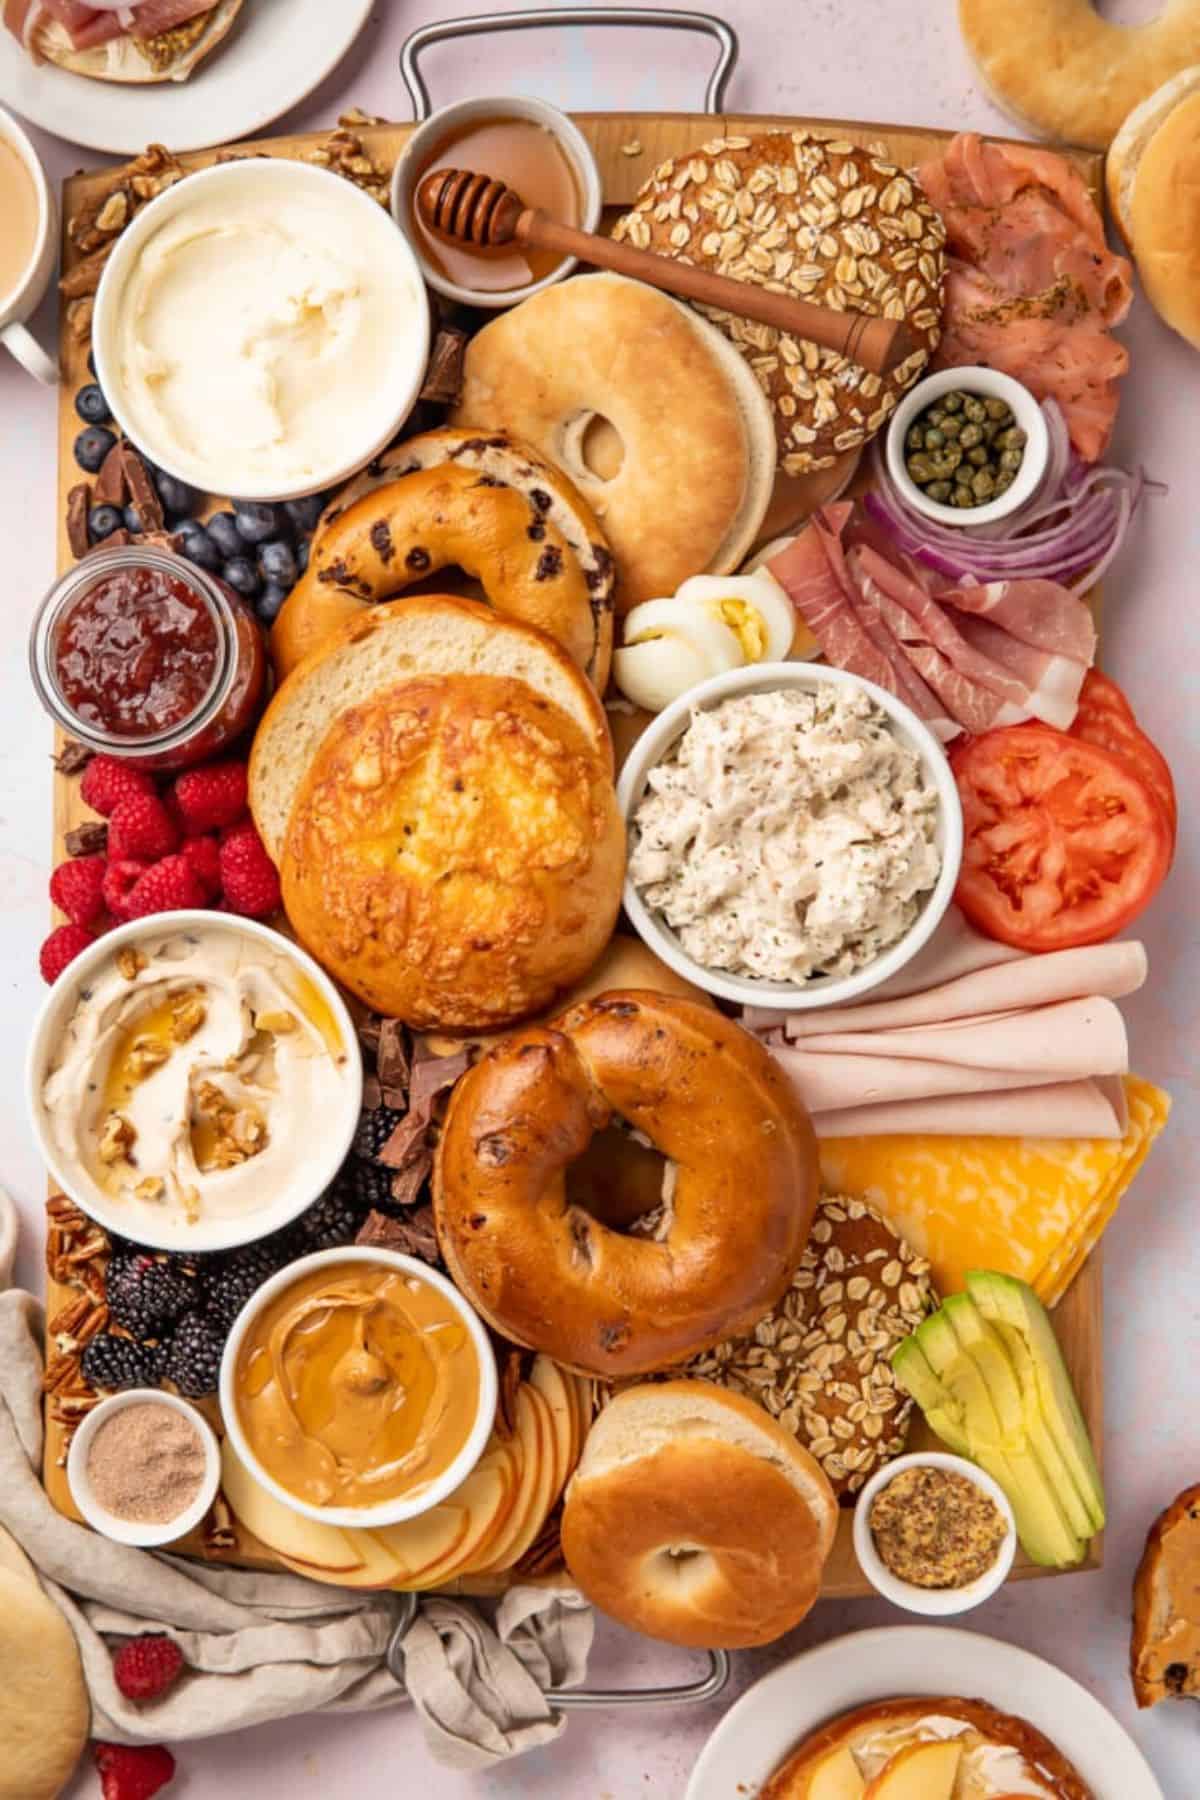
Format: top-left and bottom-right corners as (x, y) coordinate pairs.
(959, 0), (1200, 150)
(560, 1381), (837, 1648)
(1107, 67), (1200, 350)
(433, 991), (819, 1376)
(271, 427), (614, 687)
(451, 272), (776, 611)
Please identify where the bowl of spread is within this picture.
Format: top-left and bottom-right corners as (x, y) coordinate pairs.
(29, 545), (268, 771)
(27, 912), (362, 1253)
(92, 157), (430, 502)
(68, 1388), (220, 1548)
(852, 1451), (1017, 1615)
(616, 662), (963, 1012)
(219, 1247), (498, 1527)
(392, 95), (602, 308)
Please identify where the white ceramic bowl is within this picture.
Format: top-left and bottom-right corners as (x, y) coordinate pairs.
(852, 1451), (1017, 1616)
(93, 157), (430, 501)
(68, 1388), (220, 1548)
(218, 1247), (498, 1528)
(391, 94), (602, 309)
(0, 103), (59, 384)
(26, 912), (362, 1254)
(885, 366), (1049, 528)
(616, 662), (963, 1013)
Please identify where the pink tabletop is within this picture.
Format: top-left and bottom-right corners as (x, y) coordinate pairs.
(0, 4), (1195, 1796)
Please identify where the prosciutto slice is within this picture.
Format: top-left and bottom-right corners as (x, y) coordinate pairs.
(6, 0), (213, 50)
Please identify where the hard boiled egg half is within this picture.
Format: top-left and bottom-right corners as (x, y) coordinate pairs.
(612, 570), (799, 713)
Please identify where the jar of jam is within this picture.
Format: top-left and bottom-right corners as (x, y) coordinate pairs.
(30, 546), (268, 771)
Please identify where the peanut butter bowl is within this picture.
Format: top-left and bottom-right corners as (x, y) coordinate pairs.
(219, 1247), (498, 1529)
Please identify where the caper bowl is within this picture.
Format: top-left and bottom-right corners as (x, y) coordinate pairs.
(884, 367), (1049, 529)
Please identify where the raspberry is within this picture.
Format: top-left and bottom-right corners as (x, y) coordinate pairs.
(112, 1634), (185, 1704)
(79, 755), (157, 818)
(180, 834), (221, 897)
(172, 760), (248, 832)
(125, 854), (207, 919)
(103, 859), (150, 922)
(94, 1742), (177, 1800)
(49, 854), (107, 926)
(108, 795), (180, 865)
(39, 922), (96, 984)
(218, 818), (280, 918)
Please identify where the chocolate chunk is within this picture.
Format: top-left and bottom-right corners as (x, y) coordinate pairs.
(379, 1115), (431, 1172)
(93, 443), (129, 508)
(361, 1073), (382, 1111)
(405, 546), (431, 573)
(89, 527), (132, 552)
(534, 545), (563, 582)
(119, 444), (164, 532)
(369, 519), (394, 565)
(54, 739), (94, 776)
(419, 326), (469, 406)
(65, 820), (108, 856)
(66, 482), (92, 560)
(357, 1202), (441, 1264)
(375, 1018), (411, 1090)
(389, 1155), (432, 1209)
(409, 1045), (470, 1107)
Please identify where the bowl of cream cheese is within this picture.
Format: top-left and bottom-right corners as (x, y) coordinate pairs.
(92, 157), (430, 502)
(617, 663), (963, 1012)
(27, 912), (362, 1253)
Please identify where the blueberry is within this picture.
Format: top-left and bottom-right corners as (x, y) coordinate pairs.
(206, 510), (243, 561)
(153, 468), (200, 518)
(123, 504), (143, 534)
(222, 555), (261, 598)
(295, 536), (310, 577)
(174, 521), (222, 573)
(74, 426), (116, 474)
(283, 495), (325, 535)
(257, 539), (297, 588)
(87, 503), (124, 543)
(232, 502), (280, 545)
(74, 382), (110, 426)
(256, 581), (290, 625)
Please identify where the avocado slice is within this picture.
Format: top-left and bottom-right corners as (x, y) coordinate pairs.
(966, 1270), (1105, 1532)
(891, 1335), (972, 1457)
(941, 1292), (1096, 1540)
(902, 1305), (1086, 1568)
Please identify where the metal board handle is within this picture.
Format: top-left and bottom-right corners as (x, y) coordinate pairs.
(399, 7), (739, 121)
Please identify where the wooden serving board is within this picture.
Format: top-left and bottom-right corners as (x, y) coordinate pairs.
(45, 111), (1104, 1596)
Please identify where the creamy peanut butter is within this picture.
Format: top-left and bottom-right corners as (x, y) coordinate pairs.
(234, 1261), (481, 1510)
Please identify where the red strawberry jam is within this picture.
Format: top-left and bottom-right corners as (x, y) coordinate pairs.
(54, 562), (220, 737)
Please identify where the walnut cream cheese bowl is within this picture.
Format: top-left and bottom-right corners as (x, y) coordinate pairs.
(616, 662), (963, 1012)
(219, 1248), (498, 1528)
(27, 913), (361, 1253)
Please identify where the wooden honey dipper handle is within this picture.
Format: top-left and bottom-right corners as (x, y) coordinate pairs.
(415, 168), (917, 378)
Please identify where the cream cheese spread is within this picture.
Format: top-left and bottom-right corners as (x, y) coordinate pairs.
(628, 683), (941, 984)
(108, 178), (424, 494)
(853, 1716), (1055, 1796)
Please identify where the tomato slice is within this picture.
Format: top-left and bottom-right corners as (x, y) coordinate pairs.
(1073, 668), (1135, 726)
(951, 724), (1172, 950)
(1070, 670), (1177, 844)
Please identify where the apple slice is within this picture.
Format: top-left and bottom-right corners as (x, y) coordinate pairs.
(372, 1503), (471, 1584)
(809, 1746), (866, 1800)
(529, 1356), (574, 1502)
(862, 1740), (963, 1800)
(276, 1525), (403, 1589)
(398, 1448), (517, 1591)
(220, 1439), (364, 1573)
(492, 1382), (560, 1573)
(472, 1385), (545, 1575)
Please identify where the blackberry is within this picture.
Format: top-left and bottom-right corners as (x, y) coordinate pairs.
(81, 1332), (162, 1393)
(343, 1159), (394, 1215)
(352, 1105), (403, 1163)
(163, 1311), (225, 1398)
(106, 1250), (198, 1340)
(203, 1237), (294, 1332)
(295, 1184), (362, 1253)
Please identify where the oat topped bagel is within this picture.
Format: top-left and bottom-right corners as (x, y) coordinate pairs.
(613, 130), (945, 472)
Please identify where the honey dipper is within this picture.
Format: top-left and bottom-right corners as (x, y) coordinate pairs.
(416, 167), (918, 377)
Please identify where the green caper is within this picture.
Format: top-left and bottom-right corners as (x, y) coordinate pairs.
(940, 414), (962, 439)
(994, 471), (1014, 494)
(942, 445), (963, 471)
(926, 480), (952, 502)
(960, 422), (984, 449)
(971, 468), (996, 500)
(997, 426), (1027, 452)
(926, 407), (945, 427)
(964, 396), (987, 423)
(907, 454), (936, 483)
(968, 445), (989, 467)
(924, 427), (946, 450)
(984, 397), (1009, 420)
(907, 424), (925, 451)
(954, 461), (974, 485)
(951, 485), (976, 508)
(941, 391), (963, 413)
(999, 447), (1024, 473)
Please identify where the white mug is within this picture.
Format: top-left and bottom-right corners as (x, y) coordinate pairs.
(0, 105), (58, 384)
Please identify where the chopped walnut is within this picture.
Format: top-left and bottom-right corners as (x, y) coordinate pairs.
(126, 1036), (170, 1081)
(181, 1185), (201, 1225)
(193, 1080), (267, 1169)
(133, 1176), (165, 1202)
(170, 993), (207, 1043)
(98, 1113), (136, 1165)
(117, 946), (147, 981)
(96, 190), (129, 232)
(67, 296), (94, 342)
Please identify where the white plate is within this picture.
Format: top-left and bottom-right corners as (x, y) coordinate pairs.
(687, 1626), (1164, 1800)
(0, 0), (373, 156)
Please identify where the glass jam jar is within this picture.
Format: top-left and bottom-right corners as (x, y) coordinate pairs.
(30, 545), (268, 772)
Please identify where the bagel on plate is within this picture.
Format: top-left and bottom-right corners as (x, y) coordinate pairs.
(250, 595), (624, 1030)
(959, 0), (1200, 150)
(272, 427), (614, 688)
(758, 1695), (1095, 1798)
(11, 1), (244, 83)
(1107, 67), (1200, 350)
(560, 1382), (837, 1648)
(451, 272), (776, 611)
(433, 991), (819, 1376)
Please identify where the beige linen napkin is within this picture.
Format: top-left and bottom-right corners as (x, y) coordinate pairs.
(0, 1189), (592, 1770)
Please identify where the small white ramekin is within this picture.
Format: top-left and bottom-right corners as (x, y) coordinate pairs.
(391, 95), (602, 309)
(852, 1451), (1017, 1616)
(26, 911), (362, 1254)
(616, 662), (963, 1013)
(885, 366), (1049, 529)
(218, 1246), (498, 1529)
(93, 157), (430, 501)
(68, 1388), (220, 1548)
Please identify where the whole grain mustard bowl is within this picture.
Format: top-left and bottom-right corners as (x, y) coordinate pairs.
(218, 1247), (498, 1529)
(852, 1451), (1017, 1616)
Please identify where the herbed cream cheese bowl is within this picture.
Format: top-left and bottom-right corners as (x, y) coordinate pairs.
(92, 156), (431, 502)
(852, 1451), (1017, 1616)
(615, 662), (964, 1013)
(26, 911), (363, 1254)
(218, 1247), (499, 1529)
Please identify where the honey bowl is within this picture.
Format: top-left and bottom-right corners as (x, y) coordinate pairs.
(219, 1247), (498, 1527)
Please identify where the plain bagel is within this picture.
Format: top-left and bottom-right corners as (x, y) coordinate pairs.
(560, 1382), (837, 1649)
(433, 991), (819, 1376)
(271, 427), (615, 688)
(1107, 66), (1200, 350)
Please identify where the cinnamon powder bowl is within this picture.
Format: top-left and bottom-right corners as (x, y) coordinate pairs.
(67, 1389), (220, 1548)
